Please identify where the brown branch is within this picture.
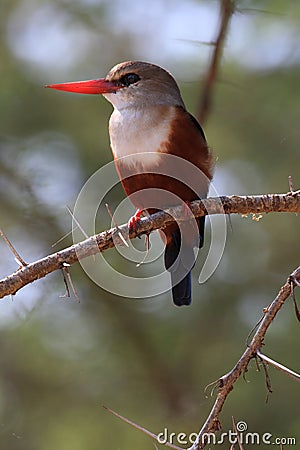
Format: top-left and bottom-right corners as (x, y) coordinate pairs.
(101, 267), (300, 450)
(0, 191), (299, 300)
(198, 0), (235, 123)
(189, 265), (300, 450)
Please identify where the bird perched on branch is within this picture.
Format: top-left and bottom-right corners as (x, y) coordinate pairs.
(46, 61), (214, 306)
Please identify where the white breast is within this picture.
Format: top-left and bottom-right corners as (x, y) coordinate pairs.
(108, 106), (174, 170)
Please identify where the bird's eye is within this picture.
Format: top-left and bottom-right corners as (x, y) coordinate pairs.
(120, 73), (140, 87)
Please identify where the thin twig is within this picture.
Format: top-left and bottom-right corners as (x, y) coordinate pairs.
(0, 192), (299, 299)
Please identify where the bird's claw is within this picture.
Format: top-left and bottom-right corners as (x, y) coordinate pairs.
(128, 209), (144, 232)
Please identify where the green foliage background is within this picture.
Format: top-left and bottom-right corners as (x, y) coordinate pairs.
(0, 0), (299, 448)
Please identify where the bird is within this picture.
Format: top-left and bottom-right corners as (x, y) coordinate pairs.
(46, 61), (214, 306)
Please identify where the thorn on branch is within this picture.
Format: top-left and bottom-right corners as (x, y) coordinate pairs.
(102, 405), (183, 450)
(288, 275), (300, 322)
(255, 353), (273, 402)
(288, 175), (294, 193)
(105, 203), (129, 247)
(256, 350), (300, 384)
(51, 229), (74, 248)
(60, 262), (80, 302)
(51, 204), (91, 248)
(60, 263), (70, 298)
(66, 205), (89, 239)
(242, 365), (250, 384)
(66, 205), (98, 264)
(246, 316), (264, 346)
(0, 228), (27, 267)
(231, 417), (245, 450)
(236, 7), (285, 17)
(227, 214), (233, 233)
(136, 233), (151, 268)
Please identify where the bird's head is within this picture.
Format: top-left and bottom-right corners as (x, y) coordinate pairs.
(46, 61), (185, 110)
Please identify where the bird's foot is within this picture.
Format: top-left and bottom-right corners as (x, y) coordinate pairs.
(128, 209), (144, 232)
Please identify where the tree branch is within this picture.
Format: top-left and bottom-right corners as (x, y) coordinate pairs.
(189, 265), (300, 450)
(0, 191), (299, 300)
(197, 0), (234, 123)
(102, 267), (300, 449)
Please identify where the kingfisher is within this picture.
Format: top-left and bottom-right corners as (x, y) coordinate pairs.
(46, 61), (214, 306)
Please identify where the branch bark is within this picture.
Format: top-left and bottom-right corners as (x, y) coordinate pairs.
(0, 191), (299, 300)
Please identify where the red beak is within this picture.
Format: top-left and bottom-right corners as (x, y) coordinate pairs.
(45, 78), (120, 95)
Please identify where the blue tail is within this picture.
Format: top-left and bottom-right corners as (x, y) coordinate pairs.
(164, 230), (194, 307)
(164, 217), (205, 307)
(171, 270), (192, 306)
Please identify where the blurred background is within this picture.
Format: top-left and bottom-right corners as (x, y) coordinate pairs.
(0, 0), (299, 448)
